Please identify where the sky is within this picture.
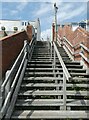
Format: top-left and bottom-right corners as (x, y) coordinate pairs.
(0, 0), (89, 39)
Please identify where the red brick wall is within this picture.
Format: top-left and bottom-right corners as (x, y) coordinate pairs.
(27, 25), (33, 41)
(58, 26), (89, 48)
(0, 30), (31, 77)
(52, 23), (55, 41)
(58, 25), (89, 67)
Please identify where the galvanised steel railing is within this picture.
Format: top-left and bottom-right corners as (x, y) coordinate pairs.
(49, 40), (71, 110)
(0, 37), (36, 119)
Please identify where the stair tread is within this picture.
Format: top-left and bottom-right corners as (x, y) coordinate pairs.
(11, 110), (89, 119)
(19, 90), (88, 96)
(26, 68), (86, 72)
(26, 68), (62, 70)
(25, 72), (63, 74)
(16, 99), (89, 106)
(23, 77), (63, 81)
(73, 77), (89, 80)
(28, 63), (82, 67)
(25, 72), (87, 76)
(21, 83), (89, 88)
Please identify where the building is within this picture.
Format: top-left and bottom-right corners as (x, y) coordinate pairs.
(58, 20), (89, 32)
(0, 18), (41, 40)
(28, 18), (41, 41)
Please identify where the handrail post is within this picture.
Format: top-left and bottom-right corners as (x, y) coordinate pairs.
(0, 81), (2, 111)
(24, 40), (28, 59)
(51, 41), (52, 60)
(27, 40), (30, 60)
(1, 70), (11, 112)
(53, 46), (56, 78)
(24, 40), (28, 52)
(4, 70), (11, 100)
(63, 73), (66, 110)
(80, 43), (84, 65)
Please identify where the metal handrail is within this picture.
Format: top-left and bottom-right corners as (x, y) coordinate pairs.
(0, 37), (36, 119)
(57, 35), (89, 66)
(1, 52), (27, 118)
(52, 41), (71, 110)
(80, 43), (89, 53)
(53, 42), (71, 80)
(80, 52), (89, 64)
(1, 37), (35, 92)
(63, 37), (73, 48)
(1, 43), (27, 92)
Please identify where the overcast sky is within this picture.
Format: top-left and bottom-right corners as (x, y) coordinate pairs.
(0, 0), (89, 39)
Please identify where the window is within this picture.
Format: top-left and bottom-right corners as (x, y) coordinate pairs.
(25, 22), (27, 26)
(22, 22), (24, 26)
(1, 26), (5, 30)
(28, 22), (30, 25)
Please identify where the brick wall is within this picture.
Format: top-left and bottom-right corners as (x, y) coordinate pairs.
(58, 26), (89, 48)
(27, 25), (34, 40)
(0, 26), (33, 77)
(58, 25), (89, 68)
(52, 23), (55, 41)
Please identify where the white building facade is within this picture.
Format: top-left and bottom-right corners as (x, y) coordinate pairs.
(28, 18), (41, 41)
(0, 19), (41, 40)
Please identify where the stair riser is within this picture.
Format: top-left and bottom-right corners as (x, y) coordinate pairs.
(17, 95), (56, 99)
(26, 69), (86, 73)
(28, 61), (80, 65)
(15, 106), (60, 110)
(27, 64), (82, 69)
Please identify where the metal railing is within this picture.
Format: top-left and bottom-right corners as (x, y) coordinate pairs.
(49, 40), (71, 110)
(0, 37), (36, 119)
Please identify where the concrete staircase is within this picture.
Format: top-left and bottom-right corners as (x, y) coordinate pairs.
(10, 41), (89, 119)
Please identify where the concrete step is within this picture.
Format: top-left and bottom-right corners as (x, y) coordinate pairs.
(16, 99), (89, 107)
(18, 90), (88, 96)
(72, 77), (89, 81)
(70, 72), (89, 77)
(32, 54), (69, 57)
(25, 72), (88, 77)
(32, 56), (69, 58)
(11, 110), (89, 119)
(28, 61), (80, 65)
(31, 56), (70, 58)
(21, 83), (63, 88)
(23, 77), (63, 82)
(15, 99), (89, 111)
(21, 83), (89, 88)
(26, 68), (86, 73)
(31, 59), (71, 62)
(25, 72), (63, 77)
(27, 64), (83, 69)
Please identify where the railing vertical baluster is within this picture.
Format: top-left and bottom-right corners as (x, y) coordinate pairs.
(24, 40), (28, 55)
(5, 71), (11, 99)
(63, 73), (66, 110)
(80, 43), (84, 65)
(0, 81), (2, 112)
(1, 70), (11, 111)
(53, 46), (56, 78)
(58, 74), (62, 99)
(51, 41), (52, 60)
(27, 42), (30, 60)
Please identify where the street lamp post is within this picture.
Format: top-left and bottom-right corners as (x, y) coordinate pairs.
(54, 3), (58, 41)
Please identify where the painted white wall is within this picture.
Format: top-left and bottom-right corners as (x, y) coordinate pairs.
(0, 19), (41, 40)
(29, 19), (41, 41)
(0, 20), (22, 31)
